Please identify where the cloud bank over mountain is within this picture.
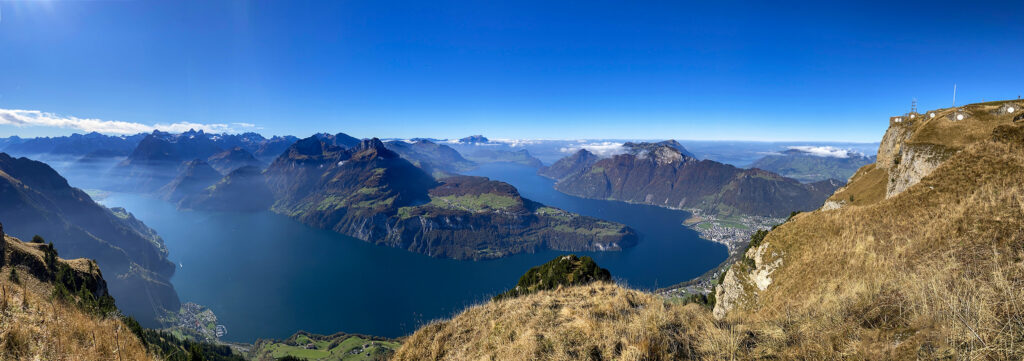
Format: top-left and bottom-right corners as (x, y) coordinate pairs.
(559, 142), (626, 157)
(0, 108), (258, 135)
(785, 145), (863, 158)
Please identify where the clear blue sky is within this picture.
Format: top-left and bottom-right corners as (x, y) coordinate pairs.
(1, 0), (1021, 141)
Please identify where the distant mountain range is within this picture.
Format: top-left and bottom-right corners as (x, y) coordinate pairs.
(0, 153), (178, 324)
(384, 139), (476, 175)
(261, 137), (636, 259)
(541, 141), (840, 217)
(111, 130), (294, 191)
(1, 132), (146, 157)
(749, 147), (874, 183)
(446, 135), (544, 168)
(2, 130), (856, 255)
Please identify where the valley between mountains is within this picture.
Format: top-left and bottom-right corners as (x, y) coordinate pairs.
(6, 100), (1001, 360)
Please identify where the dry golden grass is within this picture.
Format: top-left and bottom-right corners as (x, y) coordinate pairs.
(1, 253), (157, 361)
(392, 282), (750, 361)
(726, 130), (1024, 359)
(395, 109), (1024, 360)
(828, 162), (888, 206)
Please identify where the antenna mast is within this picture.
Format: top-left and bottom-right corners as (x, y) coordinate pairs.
(952, 84), (957, 107)
(911, 98), (917, 114)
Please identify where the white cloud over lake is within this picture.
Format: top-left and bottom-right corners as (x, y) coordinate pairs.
(560, 142), (626, 157)
(786, 145), (859, 158)
(0, 108), (257, 135)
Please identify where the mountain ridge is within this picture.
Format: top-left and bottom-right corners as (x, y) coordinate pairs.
(545, 140), (838, 217)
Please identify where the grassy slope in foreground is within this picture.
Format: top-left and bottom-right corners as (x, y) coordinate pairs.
(394, 100), (1024, 360)
(1, 231), (155, 360)
(1, 227), (246, 361)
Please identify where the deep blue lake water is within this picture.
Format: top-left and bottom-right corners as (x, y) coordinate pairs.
(98, 162), (726, 342)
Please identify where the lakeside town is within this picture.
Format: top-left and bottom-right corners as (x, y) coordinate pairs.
(658, 210), (784, 299)
(162, 302), (228, 342)
(683, 209), (782, 254)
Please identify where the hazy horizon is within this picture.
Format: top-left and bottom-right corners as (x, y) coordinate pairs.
(3, 1), (1022, 142)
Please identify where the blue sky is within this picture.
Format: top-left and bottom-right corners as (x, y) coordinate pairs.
(1, 0), (1021, 141)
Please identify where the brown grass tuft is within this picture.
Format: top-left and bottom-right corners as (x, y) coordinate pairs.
(0, 265), (157, 361)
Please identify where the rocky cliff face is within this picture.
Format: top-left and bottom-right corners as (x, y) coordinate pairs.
(828, 101), (1024, 209)
(716, 99), (1024, 331)
(885, 143), (957, 198)
(548, 141), (838, 217)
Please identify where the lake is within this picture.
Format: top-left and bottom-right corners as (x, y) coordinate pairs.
(98, 162), (726, 342)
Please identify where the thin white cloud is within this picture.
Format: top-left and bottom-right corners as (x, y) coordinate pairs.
(0, 108), (256, 135)
(488, 138), (543, 147)
(560, 142), (626, 157)
(786, 146), (861, 158)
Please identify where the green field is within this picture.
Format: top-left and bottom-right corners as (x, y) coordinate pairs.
(428, 193), (521, 211)
(254, 334), (400, 361)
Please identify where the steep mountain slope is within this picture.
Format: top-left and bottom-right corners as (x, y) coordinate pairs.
(265, 137), (636, 259)
(749, 147), (874, 183)
(384, 139), (476, 175)
(180, 165), (274, 211)
(537, 149), (599, 180)
(159, 159), (223, 203)
(393, 100), (1024, 360)
(206, 146), (263, 174)
(112, 130), (301, 192)
(549, 141), (838, 217)
(0, 153), (178, 324)
(713, 100), (1024, 358)
(1, 226), (247, 361)
(0, 225), (156, 360)
(113, 130), (226, 191)
(253, 135), (300, 161)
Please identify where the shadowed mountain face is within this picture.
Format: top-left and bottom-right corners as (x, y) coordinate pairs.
(253, 135), (300, 161)
(179, 165), (275, 212)
(547, 141), (838, 217)
(111, 130), (307, 192)
(263, 136), (636, 259)
(159, 159), (223, 204)
(384, 139), (476, 175)
(538, 149), (600, 180)
(206, 147), (263, 174)
(749, 148), (874, 183)
(0, 153), (179, 325)
(113, 130), (229, 191)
